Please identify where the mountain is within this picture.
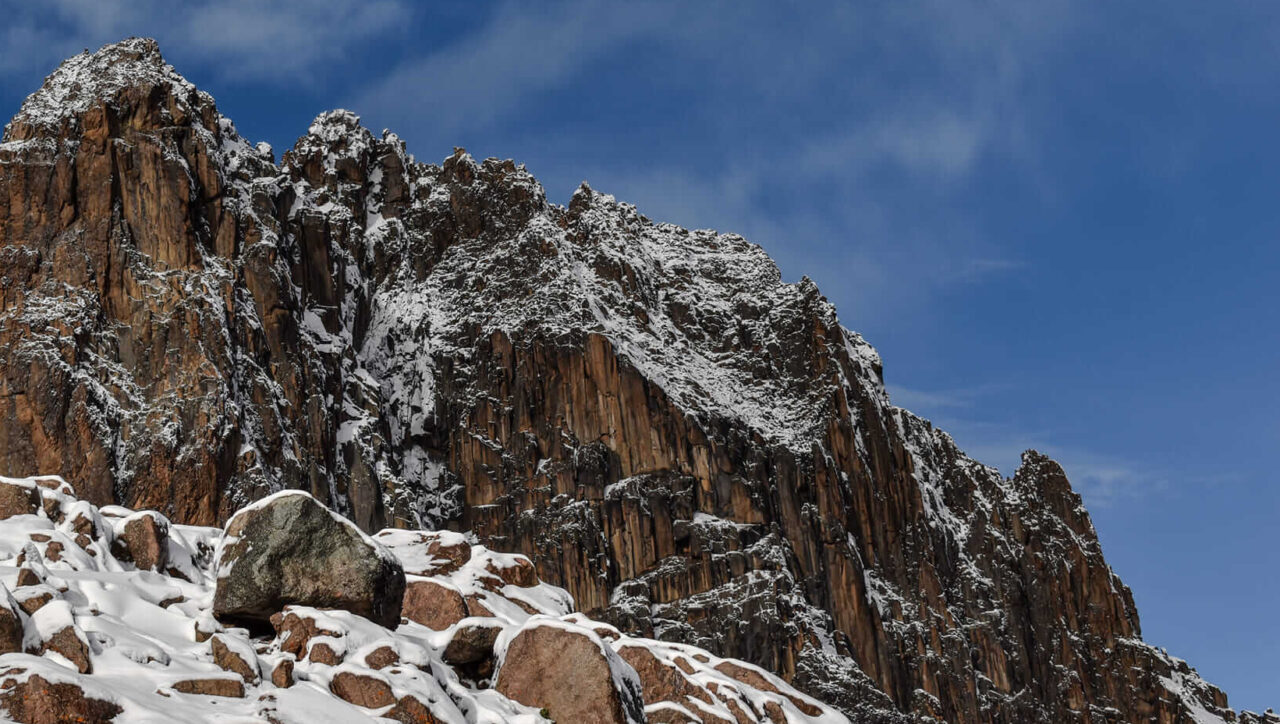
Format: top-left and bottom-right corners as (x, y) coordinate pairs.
(0, 38), (1269, 723)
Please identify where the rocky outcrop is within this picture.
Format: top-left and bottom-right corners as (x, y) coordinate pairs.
(0, 474), (848, 722)
(213, 491), (405, 628)
(0, 38), (1265, 722)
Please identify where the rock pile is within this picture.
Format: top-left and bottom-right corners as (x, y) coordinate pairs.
(0, 476), (846, 722)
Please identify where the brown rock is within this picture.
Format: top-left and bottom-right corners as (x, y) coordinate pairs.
(329, 671), (395, 709)
(272, 609), (343, 660)
(14, 589), (54, 616)
(364, 645), (399, 670)
(194, 618), (220, 643)
(271, 658), (294, 688)
(67, 513), (96, 539)
(0, 675), (122, 724)
(617, 644), (716, 716)
(0, 482), (38, 520)
(713, 661), (821, 717)
(402, 578), (468, 631)
(41, 543), (63, 563)
(484, 557), (538, 588)
(308, 642), (343, 666)
(0, 592), (21, 655)
(117, 513), (169, 570)
(375, 531), (473, 576)
(442, 621), (503, 666)
(34, 627), (91, 674)
(423, 537), (471, 575)
(494, 621), (644, 724)
(646, 707), (703, 724)
(211, 635), (259, 684)
(172, 678), (246, 698)
(385, 695), (444, 723)
(463, 594), (495, 619)
(14, 566), (42, 588)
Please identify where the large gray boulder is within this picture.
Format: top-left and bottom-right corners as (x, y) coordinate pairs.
(213, 492), (405, 628)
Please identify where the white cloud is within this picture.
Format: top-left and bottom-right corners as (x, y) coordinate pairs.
(349, 2), (669, 141)
(921, 414), (1172, 510)
(0, 0), (408, 84)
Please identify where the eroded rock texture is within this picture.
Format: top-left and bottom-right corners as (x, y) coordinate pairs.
(0, 38), (1262, 722)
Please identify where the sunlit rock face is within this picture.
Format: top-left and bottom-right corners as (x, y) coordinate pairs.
(0, 38), (1262, 722)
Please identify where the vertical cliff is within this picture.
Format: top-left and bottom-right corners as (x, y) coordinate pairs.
(0, 39), (1265, 723)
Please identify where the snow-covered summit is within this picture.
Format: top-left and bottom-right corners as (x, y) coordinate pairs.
(3, 38), (207, 140)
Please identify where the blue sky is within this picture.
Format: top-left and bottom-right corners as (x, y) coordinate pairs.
(1, 1), (1276, 711)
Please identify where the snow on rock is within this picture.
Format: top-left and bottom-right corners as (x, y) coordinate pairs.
(213, 490), (406, 629)
(0, 37), (1263, 723)
(0, 475), (850, 722)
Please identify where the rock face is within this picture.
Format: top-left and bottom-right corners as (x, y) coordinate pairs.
(495, 618), (646, 724)
(213, 491), (405, 628)
(0, 38), (1266, 722)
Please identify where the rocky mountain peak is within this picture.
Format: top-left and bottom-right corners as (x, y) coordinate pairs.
(2, 37), (212, 143)
(0, 39), (1268, 722)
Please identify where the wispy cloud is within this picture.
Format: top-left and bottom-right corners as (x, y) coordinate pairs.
(886, 383), (1001, 410)
(351, 2), (668, 142)
(927, 415), (1174, 510)
(0, 0), (408, 84)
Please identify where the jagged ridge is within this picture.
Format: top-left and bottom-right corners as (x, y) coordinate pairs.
(0, 38), (1270, 723)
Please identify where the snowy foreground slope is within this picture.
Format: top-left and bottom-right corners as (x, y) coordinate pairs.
(0, 475), (846, 723)
(0, 38), (1273, 723)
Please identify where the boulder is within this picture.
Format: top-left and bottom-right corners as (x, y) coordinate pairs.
(172, 677), (245, 698)
(36, 627), (92, 675)
(0, 480), (38, 520)
(213, 492), (405, 628)
(14, 588), (54, 616)
(442, 620), (503, 666)
(484, 556), (538, 588)
(116, 512), (169, 570)
(26, 601), (90, 674)
(364, 645), (399, 669)
(443, 619), (504, 682)
(616, 644), (718, 717)
(401, 578), (468, 631)
(495, 618), (645, 724)
(386, 694), (444, 723)
(271, 657), (294, 688)
(271, 608), (347, 665)
(330, 671), (395, 709)
(211, 634), (260, 684)
(713, 661), (822, 717)
(0, 587), (21, 655)
(0, 675), (122, 723)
